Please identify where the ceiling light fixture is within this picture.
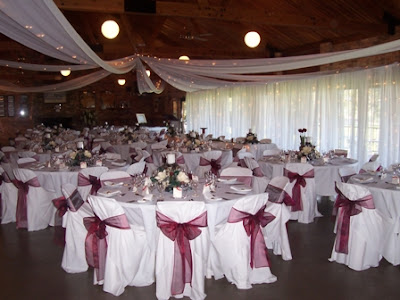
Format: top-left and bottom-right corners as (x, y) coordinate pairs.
(118, 79), (126, 86)
(60, 69), (71, 76)
(244, 31), (261, 48)
(179, 55), (190, 61)
(101, 20), (120, 39)
(146, 70), (151, 77)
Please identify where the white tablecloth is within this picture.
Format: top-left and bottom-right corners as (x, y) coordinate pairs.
(258, 158), (358, 196)
(116, 183), (251, 251)
(152, 149), (233, 172)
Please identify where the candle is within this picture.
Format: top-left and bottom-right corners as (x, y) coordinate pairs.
(166, 153), (175, 164)
(173, 187), (182, 198)
(77, 141), (84, 149)
(301, 156), (307, 163)
(80, 161), (87, 169)
(306, 136), (312, 144)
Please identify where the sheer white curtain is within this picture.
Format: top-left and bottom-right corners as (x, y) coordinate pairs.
(186, 64), (400, 167)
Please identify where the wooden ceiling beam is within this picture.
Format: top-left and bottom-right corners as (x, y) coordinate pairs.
(156, 2), (386, 33)
(53, 0), (124, 13)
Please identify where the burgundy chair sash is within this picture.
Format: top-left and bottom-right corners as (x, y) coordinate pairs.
(199, 156), (222, 176)
(341, 175), (354, 183)
(83, 214), (130, 282)
(266, 184), (294, 206)
(67, 189), (84, 212)
(176, 155), (185, 165)
(156, 210), (207, 296)
(13, 177), (41, 229)
(332, 187), (375, 254)
(52, 196), (68, 218)
(78, 173), (101, 195)
(228, 205), (275, 268)
(106, 146), (116, 153)
(284, 168), (314, 212)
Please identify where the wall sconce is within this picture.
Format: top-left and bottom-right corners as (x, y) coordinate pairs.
(101, 20), (120, 39)
(60, 69), (71, 76)
(118, 79), (126, 86)
(244, 31), (261, 48)
(54, 104), (62, 112)
(179, 55), (190, 60)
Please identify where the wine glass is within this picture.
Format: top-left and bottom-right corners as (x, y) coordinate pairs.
(156, 182), (165, 201)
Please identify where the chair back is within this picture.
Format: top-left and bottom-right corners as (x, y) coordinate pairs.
(100, 170), (131, 185)
(339, 166), (357, 183)
(220, 166), (252, 186)
(126, 161), (146, 176)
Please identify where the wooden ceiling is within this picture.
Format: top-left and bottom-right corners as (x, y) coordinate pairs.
(2, 0), (400, 85)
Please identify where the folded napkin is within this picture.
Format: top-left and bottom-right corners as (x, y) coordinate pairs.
(351, 175), (374, 183)
(218, 178), (237, 184)
(97, 190), (122, 197)
(151, 140), (168, 150)
(202, 184), (222, 201)
(230, 185), (252, 193)
(111, 160), (126, 167)
(103, 181), (124, 187)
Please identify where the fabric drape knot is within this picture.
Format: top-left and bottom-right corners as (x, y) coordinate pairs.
(156, 211), (207, 296)
(265, 184), (294, 206)
(83, 214), (130, 282)
(176, 155), (185, 165)
(228, 205), (275, 268)
(13, 177), (41, 229)
(332, 187), (375, 254)
(284, 169), (314, 212)
(78, 173), (101, 195)
(52, 196), (68, 218)
(199, 156), (222, 176)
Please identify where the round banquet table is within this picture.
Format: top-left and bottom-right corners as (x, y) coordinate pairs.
(348, 173), (400, 221)
(102, 181), (253, 252)
(151, 149), (233, 173)
(258, 157), (358, 197)
(25, 160), (129, 197)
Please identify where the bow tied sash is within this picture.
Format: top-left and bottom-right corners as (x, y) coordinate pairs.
(199, 156), (222, 176)
(333, 188), (375, 254)
(84, 214), (130, 282)
(284, 169), (314, 212)
(228, 205), (275, 268)
(176, 155), (185, 165)
(156, 211), (207, 296)
(13, 177), (41, 229)
(265, 185), (294, 206)
(78, 173), (101, 195)
(52, 196), (68, 218)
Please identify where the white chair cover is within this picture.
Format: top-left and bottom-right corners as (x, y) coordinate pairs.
(243, 157), (269, 193)
(13, 168), (56, 231)
(17, 157), (37, 166)
(18, 151), (37, 158)
(263, 149), (280, 157)
(151, 139), (168, 150)
(155, 201), (209, 300)
(263, 176), (292, 260)
(329, 182), (390, 271)
(220, 167), (253, 187)
(87, 195), (143, 296)
(126, 161), (146, 176)
(60, 183), (94, 273)
(195, 150), (222, 178)
(382, 216), (400, 266)
(237, 152), (255, 160)
(0, 166), (18, 224)
(211, 193), (277, 289)
(284, 163), (321, 224)
(339, 166), (357, 183)
(99, 170), (131, 185)
(360, 160), (381, 173)
(104, 152), (122, 160)
(77, 167), (109, 201)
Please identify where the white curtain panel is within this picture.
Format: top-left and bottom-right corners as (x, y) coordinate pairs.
(0, 1), (400, 93)
(186, 63), (400, 168)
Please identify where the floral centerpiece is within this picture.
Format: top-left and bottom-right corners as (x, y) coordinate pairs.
(151, 164), (190, 192)
(68, 149), (92, 166)
(185, 130), (201, 150)
(245, 129), (259, 144)
(120, 127), (138, 143)
(165, 121), (177, 137)
(42, 133), (57, 151)
(298, 128), (307, 149)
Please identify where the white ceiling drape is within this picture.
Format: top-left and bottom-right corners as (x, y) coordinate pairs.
(0, 0), (399, 93)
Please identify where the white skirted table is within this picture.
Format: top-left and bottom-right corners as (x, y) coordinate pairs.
(258, 157), (358, 197)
